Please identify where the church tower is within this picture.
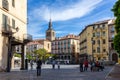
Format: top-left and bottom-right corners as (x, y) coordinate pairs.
(46, 19), (55, 41)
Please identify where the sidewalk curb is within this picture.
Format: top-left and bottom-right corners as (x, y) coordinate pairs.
(105, 65), (115, 80)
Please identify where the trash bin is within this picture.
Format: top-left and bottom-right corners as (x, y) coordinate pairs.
(25, 59), (28, 70)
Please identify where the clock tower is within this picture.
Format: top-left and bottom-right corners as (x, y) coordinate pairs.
(46, 19), (55, 41)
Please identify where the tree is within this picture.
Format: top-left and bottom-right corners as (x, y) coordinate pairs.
(26, 52), (33, 60)
(14, 53), (21, 58)
(112, 0), (120, 57)
(34, 49), (47, 59)
(34, 49), (54, 63)
(113, 32), (120, 57)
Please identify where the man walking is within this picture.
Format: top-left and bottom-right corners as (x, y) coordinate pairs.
(79, 59), (84, 72)
(36, 58), (42, 76)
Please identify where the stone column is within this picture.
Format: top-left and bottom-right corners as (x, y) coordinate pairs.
(21, 44), (25, 70)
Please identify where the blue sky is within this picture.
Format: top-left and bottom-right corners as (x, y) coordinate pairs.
(27, 0), (117, 39)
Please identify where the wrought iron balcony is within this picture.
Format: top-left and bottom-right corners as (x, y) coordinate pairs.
(23, 34), (32, 43)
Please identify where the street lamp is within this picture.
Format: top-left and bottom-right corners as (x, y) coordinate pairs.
(6, 27), (19, 72)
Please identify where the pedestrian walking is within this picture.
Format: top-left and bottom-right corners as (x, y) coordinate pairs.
(90, 61), (95, 71)
(52, 60), (56, 69)
(83, 59), (89, 71)
(57, 61), (60, 69)
(95, 61), (100, 71)
(79, 59), (84, 72)
(30, 60), (34, 70)
(36, 59), (42, 76)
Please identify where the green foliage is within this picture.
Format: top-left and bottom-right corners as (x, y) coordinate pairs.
(114, 32), (120, 54)
(112, 0), (120, 16)
(115, 17), (120, 33)
(34, 49), (54, 62)
(112, 0), (120, 57)
(34, 49), (47, 59)
(26, 52), (33, 60)
(14, 53), (21, 58)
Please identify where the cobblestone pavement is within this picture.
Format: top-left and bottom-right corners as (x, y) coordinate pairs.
(0, 65), (113, 80)
(105, 64), (120, 80)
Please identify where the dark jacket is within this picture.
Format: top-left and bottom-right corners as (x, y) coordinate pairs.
(37, 59), (42, 69)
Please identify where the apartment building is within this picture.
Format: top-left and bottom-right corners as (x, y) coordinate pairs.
(26, 39), (51, 53)
(52, 34), (79, 64)
(79, 19), (118, 62)
(0, 0), (32, 72)
(26, 40), (43, 53)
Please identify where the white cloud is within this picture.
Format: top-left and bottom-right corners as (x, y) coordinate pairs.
(56, 31), (67, 34)
(32, 33), (45, 39)
(29, 0), (103, 22)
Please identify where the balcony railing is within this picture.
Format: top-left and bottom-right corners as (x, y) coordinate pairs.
(2, 24), (12, 35)
(2, 24), (19, 35)
(23, 34), (32, 42)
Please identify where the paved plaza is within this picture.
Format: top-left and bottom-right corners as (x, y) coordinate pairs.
(0, 65), (113, 80)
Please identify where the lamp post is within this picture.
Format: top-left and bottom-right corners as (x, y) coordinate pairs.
(6, 27), (19, 72)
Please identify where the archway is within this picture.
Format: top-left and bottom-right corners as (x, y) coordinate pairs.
(112, 53), (118, 63)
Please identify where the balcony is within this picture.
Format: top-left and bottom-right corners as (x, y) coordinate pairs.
(23, 34), (32, 43)
(11, 37), (23, 46)
(2, 24), (13, 36)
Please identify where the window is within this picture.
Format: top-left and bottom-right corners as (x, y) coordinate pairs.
(98, 25), (100, 28)
(48, 44), (49, 49)
(95, 25), (98, 29)
(100, 25), (103, 28)
(2, 0), (9, 10)
(93, 33), (95, 37)
(97, 47), (100, 53)
(12, 0), (15, 7)
(111, 34), (114, 39)
(96, 32), (100, 37)
(2, 14), (8, 28)
(103, 49), (106, 52)
(53, 32), (54, 37)
(97, 40), (100, 44)
(103, 39), (106, 44)
(102, 31), (105, 36)
(111, 27), (115, 32)
(111, 43), (114, 49)
(12, 19), (15, 28)
(93, 49), (96, 53)
(92, 40), (95, 45)
(102, 24), (105, 29)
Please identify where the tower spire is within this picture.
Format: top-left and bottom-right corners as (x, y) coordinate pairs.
(48, 18), (52, 30)
(48, 8), (52, 30)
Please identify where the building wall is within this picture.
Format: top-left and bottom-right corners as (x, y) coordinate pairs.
(43, 40), (51, 53)
(26, 42), (44, 53)
(26, 40), (51, 53)
(0, 0), (27, 70)
(86, 26), (93, 59)
(79, 19), (117, 61)
(92, 22), (109, 61)
(51, 35), (79, 63)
